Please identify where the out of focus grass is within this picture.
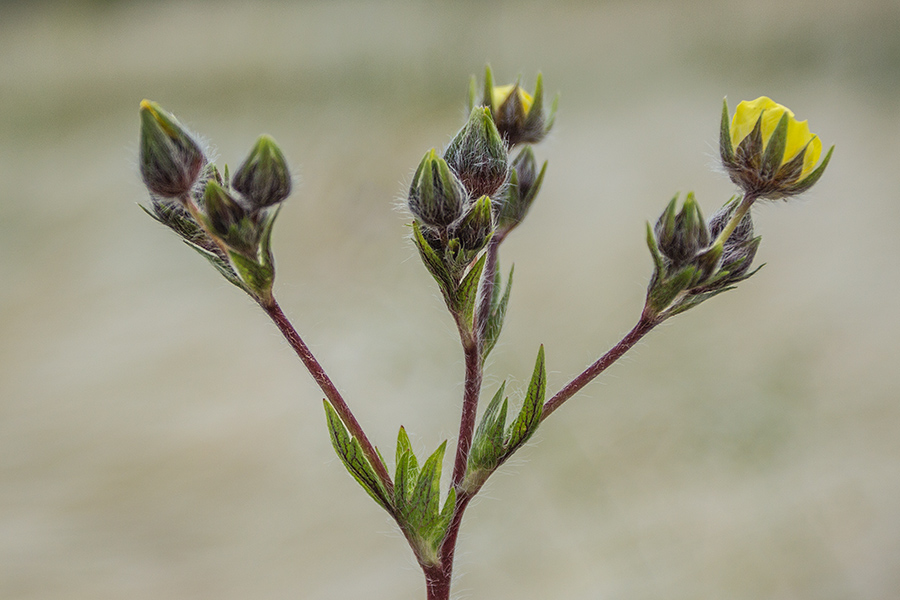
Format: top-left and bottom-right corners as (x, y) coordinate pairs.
(2, 1), (899, 598)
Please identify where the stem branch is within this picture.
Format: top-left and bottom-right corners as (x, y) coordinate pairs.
(260, 297), (393, 495)
(541, 313), (660, 422)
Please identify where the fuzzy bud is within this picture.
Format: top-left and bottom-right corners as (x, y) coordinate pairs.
(232, 134), (292, 209)
(408, 149), (468, 229)
(444, 107), (509, 199)
(139, 100), (205, 198)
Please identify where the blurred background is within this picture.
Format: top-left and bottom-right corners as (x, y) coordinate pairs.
(2, 0), (899, 598)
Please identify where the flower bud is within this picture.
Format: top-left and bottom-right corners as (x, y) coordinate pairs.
(707, 198), (760, 281)
(720, 97), (833, 199)
(408, 149), (468, 229)
(202, 180), (246, 239)
(232, 134), (292, 209)
(496, 146), (547, 234)
(139, 100), (205, 198)
(653, 192), (710, 268)
(469, 65), (557, 146)
(444, 107), (509, 199)
(452, 195), (494, 253)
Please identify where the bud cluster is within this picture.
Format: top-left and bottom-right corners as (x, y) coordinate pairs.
(139, 100), (292, 302)
(645, 193), (761, 318)
(407, 69), (557, 331)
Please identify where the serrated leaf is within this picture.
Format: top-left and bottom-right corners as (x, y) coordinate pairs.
(323, 400), (391, 512)
(506, 345), (546, 452)
(482, 265), (513, 361)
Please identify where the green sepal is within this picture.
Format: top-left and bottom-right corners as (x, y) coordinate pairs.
(761, 112), (790, 179)
(482, 265), (513, 362)
(720, 98), (734, 165)
(645, 221), (666, 277)
(784, 145), (834, 195)
(735, 114), (764, 171)
(482, 64), (495, 112)
(506, 345), (546, 452)
(647, 265), (697, 314)
(323, 400), (392, 512)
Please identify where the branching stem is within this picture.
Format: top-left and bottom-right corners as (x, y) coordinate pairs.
(260, 297), (394, 495)
(541, 312), (661, 422)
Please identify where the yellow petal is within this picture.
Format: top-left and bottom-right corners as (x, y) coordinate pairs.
(799, 135), (823, 179)
(491, 85), (534, 115)
(732, 96), (821, 174)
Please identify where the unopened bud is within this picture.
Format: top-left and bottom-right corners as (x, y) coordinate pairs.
(653, 192), (709, 268)
(444, 107), (509, 199)
(453, 195), (494, 253)
(139, 100), (205, 198)
(232, 134), (292, 209)
(408, 149), (467, 229)
(497, 146), (547, 233)
(202, 180), (246, 239)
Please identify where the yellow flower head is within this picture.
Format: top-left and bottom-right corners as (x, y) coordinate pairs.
(730, 97), (821, 179)
(720, 96), (833, 199)
(491, 85), (534, 116)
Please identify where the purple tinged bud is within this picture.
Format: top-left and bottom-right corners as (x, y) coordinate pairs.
(139, 100), (205, 198)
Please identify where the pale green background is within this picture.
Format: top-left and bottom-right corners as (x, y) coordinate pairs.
(2, 0), (899, 598)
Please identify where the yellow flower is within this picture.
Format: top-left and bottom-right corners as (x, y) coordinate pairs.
(720, 96), (833, 199)
(730, 97), (821, 179)
(491, 85), (534, 116)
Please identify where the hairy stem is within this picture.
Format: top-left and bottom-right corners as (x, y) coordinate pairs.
(260, 297), (393, 495)
(475, 236), (502, 351)
(713, 192), (757, 248)
(451, 331), (483, 488)
(541, 312), (660, 422)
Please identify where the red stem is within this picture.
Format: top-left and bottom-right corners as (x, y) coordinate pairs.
(541, 312), (660, 422)
(260, 297), (393, 495)
(450, 330), (482, 489)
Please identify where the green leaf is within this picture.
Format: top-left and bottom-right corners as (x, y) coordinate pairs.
(228, 249), (274, 300)
(183, 239), (247, 291)
(408, 441), (446, 530)
(506, 345), (546, 452)
(468, 383), (509, 473)
(482, 265), (513, 362)
(411, 221), (454, 303)
(394, 426), (419, 510)
(323, 400), (391, 512)
(456, 252), (487, 329)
